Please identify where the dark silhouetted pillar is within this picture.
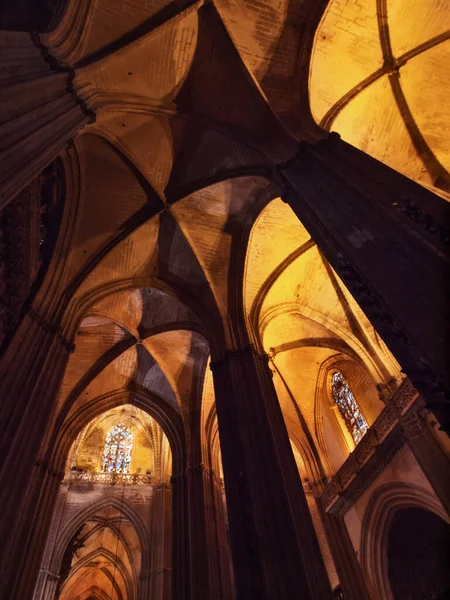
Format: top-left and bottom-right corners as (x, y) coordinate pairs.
(401, 398), (450, 515)
(0, 313), (74, 600)
(278, 134), (450, 430)
(211, 345), (333, 600)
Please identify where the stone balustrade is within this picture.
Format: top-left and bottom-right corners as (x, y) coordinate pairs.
(70, 471), (153, 485)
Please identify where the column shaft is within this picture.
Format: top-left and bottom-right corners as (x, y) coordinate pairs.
(278, 135), (450, 428)
(170, 463), (233, 600)
(32, 483), (69, 600)
(0, 314), (72, 600)
(170, 472), (190, 600)
(185, 465), (212, 599)
(320, 508), (371, 600)
(401, 400), (450, 515)
(211, 345), (332, 600)
(149, 483), (172, 600)
(204, 469), (235, 600)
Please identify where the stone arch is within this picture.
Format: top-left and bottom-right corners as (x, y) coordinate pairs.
(70, 405), (155, 475)
(60, 543), (136, 600)
(50, 388), (186, 478)
(225, 178), (279, 350)
(204, 403), (222, 476)
(247, 240), (315, 350)
(34, 391), (183, 600)
(65, 545), (134, 600)
(360, 481), (449, 600)
(167, 167), (275, 206)
(85, 125), (167, 202)
(78, 587), (111, 600)
(53, 495), (148, 591)
(260, 304), (385, 384)
(65, 276), (220, 354)
(287, 431), (316, 483)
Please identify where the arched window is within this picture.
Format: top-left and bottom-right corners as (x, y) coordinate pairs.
(331, 372), (368, 444)
(101, 424), (133, 473)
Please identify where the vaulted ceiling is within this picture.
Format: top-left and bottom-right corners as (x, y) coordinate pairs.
(34, 0), (444, 473)
(310, 0), (450, 195)
(60, 503), (141, 600)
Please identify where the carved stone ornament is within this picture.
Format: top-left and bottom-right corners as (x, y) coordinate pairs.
(320, 379), (420, 512)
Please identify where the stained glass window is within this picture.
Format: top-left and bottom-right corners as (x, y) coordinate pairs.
(101, 424), (133, 473)
(331, 372), (368, 444)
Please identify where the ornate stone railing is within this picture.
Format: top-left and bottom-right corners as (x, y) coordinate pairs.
(70, 471), (153, 485)
(320, 378), (419, 513)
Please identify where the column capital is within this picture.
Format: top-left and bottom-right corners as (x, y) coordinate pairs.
(399, 394), (450, 514)
(377, 377), (399, 404)
(170, 470), (187, 485)
(0, 32), (91, 210)
(34, 460), (65, 481)
(400, 397), (429, 439)
(210, 344), (268, 371)
(277, 132), (341, 173)
(28, 308), (75, 353)
(186, 462), (207, 475)
(41, 569), (60, 582)
(30, 31), (96, 124)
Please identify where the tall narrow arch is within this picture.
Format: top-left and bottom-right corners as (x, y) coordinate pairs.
(360, 482), (449, 600)
(387, 507), (450, 600)
(54, 496), (149, 578)
(48, 388), (186, 478)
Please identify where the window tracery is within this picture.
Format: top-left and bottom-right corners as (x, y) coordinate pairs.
(331, 371), (368, 444)
(101, 424), (133, 473)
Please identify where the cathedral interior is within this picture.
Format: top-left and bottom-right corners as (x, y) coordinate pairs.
(0, 0), (450, 599)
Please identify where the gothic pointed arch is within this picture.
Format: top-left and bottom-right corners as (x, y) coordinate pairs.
(360, 482), (449, 600)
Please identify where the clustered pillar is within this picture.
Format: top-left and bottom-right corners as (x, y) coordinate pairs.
(210, 345), (333, 600)
(0, 31), (91, 599)
(0, 314), (75, 600)
(149, 483), (172, 599)
(400, 398), (450, 516)
(278, 133), (450, 430)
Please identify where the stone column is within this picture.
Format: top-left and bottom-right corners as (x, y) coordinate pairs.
(186, 464), (235, 600)
(170, 462), (233, 600)
(0, 312), (74, 600)
(203, 468), (235, 600)
(278, 134), (450, 429)
(32, 483), (70, 600)
(0, 31), (91, 211)
(184, 464), (212, 600)
(149, 483), (172, 600)
(210, 345), (333, 600)
(400, 399), (450, 516)
(170, 471), (190, 600)
(319, 508), (371, 600)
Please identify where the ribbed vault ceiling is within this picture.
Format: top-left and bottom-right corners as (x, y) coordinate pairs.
(310, 0), (450, 194)
(45, 0), (430, 479)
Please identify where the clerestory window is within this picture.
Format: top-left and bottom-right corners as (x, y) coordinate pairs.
(331, 371), (368, 444)
(101, 424), (133, 473)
